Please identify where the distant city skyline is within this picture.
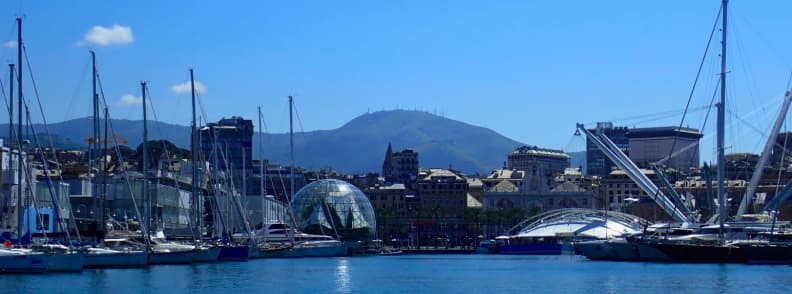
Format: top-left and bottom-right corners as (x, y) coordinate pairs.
(2, 1), (792, 161)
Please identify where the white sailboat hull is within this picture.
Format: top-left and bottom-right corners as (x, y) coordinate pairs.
(258, 241), (354, 258)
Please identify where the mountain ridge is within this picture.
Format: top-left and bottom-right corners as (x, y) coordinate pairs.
(1, 110), (549, 174)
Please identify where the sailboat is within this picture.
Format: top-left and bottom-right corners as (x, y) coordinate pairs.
(255, 96), (350, 258)
(186, 69), (225, 263)
(80, 51), (149, 268)
(1, 17), (86, 272)
(137, 82), (199, 265)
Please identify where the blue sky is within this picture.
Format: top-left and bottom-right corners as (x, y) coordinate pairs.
(2, 1), (792, 162)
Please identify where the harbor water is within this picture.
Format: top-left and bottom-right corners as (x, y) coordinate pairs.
(3, 254), (792, 293)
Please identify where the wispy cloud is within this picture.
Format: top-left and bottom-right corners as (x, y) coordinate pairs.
(78, 25), (134, 46)
(171, 81), (206, 94)
(2, 40), (16, 48)
(119, 94), (142, 106)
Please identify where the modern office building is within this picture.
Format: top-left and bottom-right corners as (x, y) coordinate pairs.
(627, 126), (702, 172)
(586, 122), (629, 177)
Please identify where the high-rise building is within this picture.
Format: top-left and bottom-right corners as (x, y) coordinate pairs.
(199, 116), (253, 171)
(586, 122), (629, 177)
(627, 126), (702, 172)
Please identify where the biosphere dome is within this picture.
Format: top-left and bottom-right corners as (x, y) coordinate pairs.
(290, 179), (376, 243)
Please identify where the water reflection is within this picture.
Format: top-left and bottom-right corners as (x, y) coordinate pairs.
(335, 258), (351, 293)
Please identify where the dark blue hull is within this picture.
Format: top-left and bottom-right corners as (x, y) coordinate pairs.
(218, 246), (249, 262)
(498, 244), (574, 255)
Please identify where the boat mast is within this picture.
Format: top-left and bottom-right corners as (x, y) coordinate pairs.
(142, 81), (151, 234)
(102, 106), (109, 238)
(91, 50), (101, 242)
(16, 17), (23, 246)
(716, 0), (728, 243)
(258, 106), (265, 225)
(7, 64), (12, 155)
(190, 69), (201, 239)
(289, 96), (294, 202)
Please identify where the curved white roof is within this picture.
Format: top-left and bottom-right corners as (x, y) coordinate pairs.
(503, 208), (649, 239)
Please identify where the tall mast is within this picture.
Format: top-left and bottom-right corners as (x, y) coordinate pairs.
(289, 96), (294, 201)
(16, 17), (23, 246)
(102, 106), (109, 239)
(142, 81), (150, 233)
(716, 0), (728, 243)
(7, 64), (12, 152)
(258, 106), (265, 224)
(190, 69), (201, 237)
(90, 50), (100, 242)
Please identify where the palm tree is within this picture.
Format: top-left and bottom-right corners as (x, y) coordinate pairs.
(461, 207), (481, 248)
(430, 205), (442, 249)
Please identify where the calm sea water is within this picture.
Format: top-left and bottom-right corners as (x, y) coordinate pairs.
(2, 255), (792, 293)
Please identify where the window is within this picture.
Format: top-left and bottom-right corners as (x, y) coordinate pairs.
(37, 214), (50, 231)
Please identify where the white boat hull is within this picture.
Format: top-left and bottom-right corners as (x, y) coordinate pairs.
(258, 241), (353, 258)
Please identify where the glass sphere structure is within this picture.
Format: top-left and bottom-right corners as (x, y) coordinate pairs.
(290, 179), (376, 243)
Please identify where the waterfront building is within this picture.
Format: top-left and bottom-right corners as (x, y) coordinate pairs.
(771, 131), (792, 169)
(199, 116), (253, 172)
(627, 126), (702, 172)
(416, 168), (468, 214)
(366, 183), (408, 214)
(1, 141), (74, 237)
(586, 122), (629, 177)
(481, 168), (595, 212)
(382, 143), (419, 186)
(600, 169), (659, 213)
(507, 145), (569, 178)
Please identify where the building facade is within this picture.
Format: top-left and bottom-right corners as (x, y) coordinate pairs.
(507, 145), (569, 179)
(199, 116), (253, 171)
(586, 122), (629, 177)
(627, 126), (702, 172)
(382, 143), (419, 185)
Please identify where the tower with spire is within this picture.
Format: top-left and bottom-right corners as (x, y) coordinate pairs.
(382, 142), (394, 180)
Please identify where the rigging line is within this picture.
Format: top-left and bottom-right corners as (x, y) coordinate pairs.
(63, 58), (91, 123)
(700, 81), (721, 136)
(733, 8), (792, 73)
(580, 105), (710, 127)
(22, 44), (83, 242)
(775, 120), (790, 198)
(0, 74), (8, 122)
(731, 12), (758, 109)
(23, 102), (70, 242)
(144, 83), (201, 236)
(626, 107), (709, 127)
(101, 106), (151, 245)
(665, 5), (722, 168)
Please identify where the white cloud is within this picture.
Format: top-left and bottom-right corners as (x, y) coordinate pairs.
(3, 40), (16, 48)
(79, 25), (134, 46)
(119, 94), (142, 106)
(171, 81), (206, 94)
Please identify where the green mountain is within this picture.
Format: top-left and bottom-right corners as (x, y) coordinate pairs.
(1, 110), (527, 174)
